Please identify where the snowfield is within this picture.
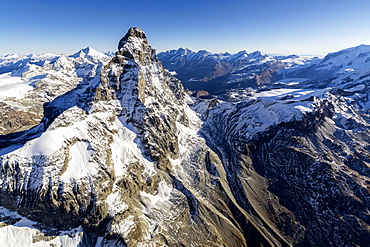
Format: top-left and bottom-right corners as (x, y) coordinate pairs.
(0, 207), (84, 247)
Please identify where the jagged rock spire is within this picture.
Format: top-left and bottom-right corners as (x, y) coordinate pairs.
(99, 27), (186, 162)
(118, 27), (148, 50)
(115, 27), (156, 66)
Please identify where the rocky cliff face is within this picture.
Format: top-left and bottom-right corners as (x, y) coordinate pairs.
(0, 28), (369, 247)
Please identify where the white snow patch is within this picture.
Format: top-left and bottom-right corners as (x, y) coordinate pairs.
(140, 181), (172, 205)
(0, 207), (83, 247)
(274, 78), (308, 86)
(256, 88), (327, 101)
(344, 68), (355, 72)
(294, 105), (313, 113)
(176, 122), (202, 158)
(105, 191), (129, 216)
(0, 73), (33, 100)
(60, 141), (96, 182)
(19, 130), (66, 156)
(111, 119), (155, 177)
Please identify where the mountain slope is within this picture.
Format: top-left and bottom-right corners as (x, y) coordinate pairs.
(196, 90), (370, 246)
(278, 45), (370, 88)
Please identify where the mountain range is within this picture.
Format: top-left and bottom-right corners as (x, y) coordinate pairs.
(157, 48), (314, 94)
(0, 28), (369, 246)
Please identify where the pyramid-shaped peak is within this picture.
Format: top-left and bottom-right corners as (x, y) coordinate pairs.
(70, 46), (109, 62)
(118, 27), (148, 51)
(74, 46), (96, 55)
(81, 46), (97, 54)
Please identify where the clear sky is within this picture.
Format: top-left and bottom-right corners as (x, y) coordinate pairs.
(1, 0), (370, 56)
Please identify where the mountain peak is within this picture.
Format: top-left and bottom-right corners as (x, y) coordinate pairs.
(81, 46), (96, 54)
(118, 27), (148, 51)
(113, 27), (157, 67)
(70, 46), (109, 62)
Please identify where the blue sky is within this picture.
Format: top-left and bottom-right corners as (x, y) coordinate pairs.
(1, 0), (370, 56)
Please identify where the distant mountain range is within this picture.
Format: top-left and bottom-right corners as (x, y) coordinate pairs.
(157, 48), (314, 94)
(158, 45), (370, 99)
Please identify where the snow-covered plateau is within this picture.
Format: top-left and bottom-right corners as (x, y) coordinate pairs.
(0, 28), (369, 246)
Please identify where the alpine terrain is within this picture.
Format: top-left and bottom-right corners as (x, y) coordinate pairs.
(157, 48), (314, 94)
(0, 28), (369, 247)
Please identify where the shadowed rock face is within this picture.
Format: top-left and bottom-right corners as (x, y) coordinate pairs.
(0, 28), (370, 247)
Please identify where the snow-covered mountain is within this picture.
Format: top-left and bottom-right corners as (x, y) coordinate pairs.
(0, 47), (110, 135)
(0, 28), (369, 246)
(275, 45), (370, 89)
(157, 48), (314, 94)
